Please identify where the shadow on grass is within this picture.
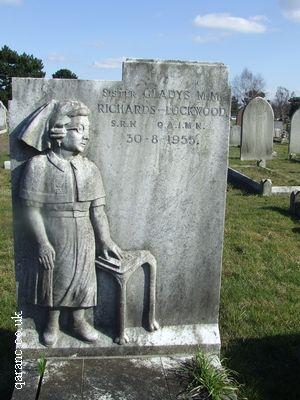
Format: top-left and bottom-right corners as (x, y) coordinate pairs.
(261, 205), (296, 219)
(224, 334), (300, 400)
(0, 328), (15, 400)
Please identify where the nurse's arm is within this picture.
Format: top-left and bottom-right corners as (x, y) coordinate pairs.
(90, 205), (123, 260)
(25, 206), (56, 270)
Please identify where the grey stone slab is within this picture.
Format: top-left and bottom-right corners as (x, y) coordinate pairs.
(39, 359), (83, 400)
(19, 324), (220, 358)
(82, 357), (171, 399)
(229, 125), (241, 146)
(10, 359), (40, 400)
(0, 100), (7, 133)
(227, 167), (261, 194)
(289, 109), (300, 154)
(10, 59), (230, 355)
(272, 186), (300, 195)
(241, 97), (274, 161)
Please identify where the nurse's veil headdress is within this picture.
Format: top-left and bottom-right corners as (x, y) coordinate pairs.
(18, 100), (58, 151)
(18, 99), (90, 152)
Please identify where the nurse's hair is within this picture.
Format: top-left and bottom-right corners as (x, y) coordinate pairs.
(49, 100), (90, 142)
(19, 99), (90, 152)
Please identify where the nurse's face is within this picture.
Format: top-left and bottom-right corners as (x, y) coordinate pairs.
(61, 116), (90, 153)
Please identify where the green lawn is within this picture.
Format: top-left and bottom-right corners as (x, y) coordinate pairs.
(229, 143), (300, 186)
(0, 133), (299, 399)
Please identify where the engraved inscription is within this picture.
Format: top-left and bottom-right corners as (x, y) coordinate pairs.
(98, 103), (226, 117)
(98, 82), (228, 145)
(111, 120), (137, 128)
(143, 89), (190, 100)
(126, 133), (201, 146)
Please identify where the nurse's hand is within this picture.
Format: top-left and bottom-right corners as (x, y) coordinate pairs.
(38, 241), (56, 270)
(102, 239), (123, 261)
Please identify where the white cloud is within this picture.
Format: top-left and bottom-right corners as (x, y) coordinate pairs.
(194, 13), (267, 33)
(279, 0), (300, 21)
(91, 58), (125, 69)
(47, 53), (67, 62)
(193, 32), (232, 43)
(0, 0), (22, 4)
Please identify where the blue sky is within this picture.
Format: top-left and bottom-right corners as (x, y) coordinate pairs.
(0, 0), (299, 98)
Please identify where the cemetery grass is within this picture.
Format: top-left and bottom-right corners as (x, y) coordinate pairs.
(221, 185), (300, 400)
(229, 143), (300, 186)
(0, 138), (299, 399)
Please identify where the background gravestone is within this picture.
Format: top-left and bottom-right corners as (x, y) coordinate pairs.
(289, 109), (300, 155)
(0, 101), (8, 134)
(240, 97), (274, 161)
(10, 59), (231, 356)
(274, 120), (283, 134)
(236, 106), (245, 127)
(274, 120), (283, 142)
(230, 125), (241, 146)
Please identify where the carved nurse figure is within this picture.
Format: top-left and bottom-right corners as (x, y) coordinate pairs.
(19, 100), (122, 346)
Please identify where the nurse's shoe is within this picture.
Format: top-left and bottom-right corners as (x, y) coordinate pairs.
(73, 320), (99, 343)
(43, 324), (59, 347)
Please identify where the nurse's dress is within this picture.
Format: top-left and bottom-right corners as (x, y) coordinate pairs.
(19, 150), (105, 308)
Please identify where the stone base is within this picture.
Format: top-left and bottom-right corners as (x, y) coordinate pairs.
(18, 323), (220, 358)
(11, 357), (189, 400)
(11, 355), (236, 400)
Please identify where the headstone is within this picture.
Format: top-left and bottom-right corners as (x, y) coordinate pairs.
(274, 128), (282, 139)
(0, 101), (8, 134)
(3, 160), (11, 170)
(229, 125), (241, 146)
(10, 59), (231, 356)
(240, 97), (274, 161)
(236, 106), (245, 126)
(290, 190), (300, 218)
(289, 109), (300, 154)
(261, 179), (272, 196)
(273, 120), (283, 142)
(274, 120), (283, 131)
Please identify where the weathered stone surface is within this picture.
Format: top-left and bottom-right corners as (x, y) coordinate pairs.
(0, 100), (8, 133)
(241, 97), (274, 161)
(10, 360), (40, 400)
(10, 59), (230, 355)
(82, 357), (170, 399)
(230, 125), (241, 146)
(39, 360), (83, 400)
(17, 324), (220, 358)
(289, 109), (300, 154)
